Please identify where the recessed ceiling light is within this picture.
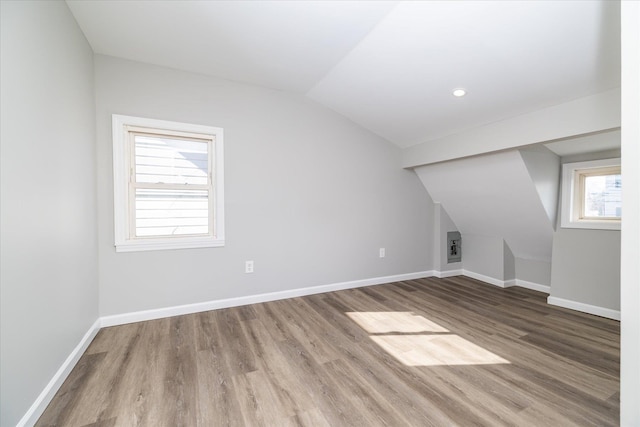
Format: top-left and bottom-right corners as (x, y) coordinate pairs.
(452, 88), (466, 97)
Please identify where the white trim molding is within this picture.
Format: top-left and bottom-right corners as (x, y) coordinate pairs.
(547, 296), (621, 321)
(433, 269), (464, 278)
(515, 279), (551, 294)
(462, 270), (513, 288)
(451, 271), (551, 294)
(561, 157), (621, 231)
(16, 319), (101, 427)
(112, 114), (225, 252)
(434, 270), (514, 288)
(101, 271), (436, 327)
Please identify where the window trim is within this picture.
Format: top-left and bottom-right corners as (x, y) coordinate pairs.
(561, 158), (621, 230)
(112, 114), (225, 252)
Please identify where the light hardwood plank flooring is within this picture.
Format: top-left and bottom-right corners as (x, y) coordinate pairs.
(36, 276), (620, 426)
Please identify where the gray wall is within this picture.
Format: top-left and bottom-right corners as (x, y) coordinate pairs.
(515, 257), (551, 286)
(504, 242), (515, 281)
(461, 234), (506, 280)
(0, 2), (99, 426)
(415, 149), (557, 288)
(414, 150), (554, 263)
(519, 145), (560, 226)
(550, 229), (620, 310)
(549, 150), (622, 311)
(432, 203), (462, 273)
(512, 146), (557, 287)
(95, 55), (434, 316)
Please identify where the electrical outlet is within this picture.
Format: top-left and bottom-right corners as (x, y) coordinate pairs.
(245, 260), (254, 273)
(379, 248), (386, 258)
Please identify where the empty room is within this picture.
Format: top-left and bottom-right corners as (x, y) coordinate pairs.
(1, 1), (639, 426)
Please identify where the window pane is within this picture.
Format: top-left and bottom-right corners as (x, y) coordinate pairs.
(583, 174), (622, 218)
(135, 189), (209, 237)
(135, 135), (208, 185)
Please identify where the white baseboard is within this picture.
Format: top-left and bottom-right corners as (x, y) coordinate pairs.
(101, 270), (436, 327)
(504, 279), (517, 288)
(17, 319), (101, 427)
(547, 296), (621, 320)
(515, 279), (550, 293)
(449, 271), (551, 294)
(433, 269), (464, 278)
(461, 270), (512, 288)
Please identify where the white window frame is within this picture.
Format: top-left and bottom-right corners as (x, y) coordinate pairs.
(112, 114), (224, 252)
(561, 158), (621, 230)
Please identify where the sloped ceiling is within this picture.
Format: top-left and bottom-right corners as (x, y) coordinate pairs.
(414, 150), (556, 262)
(545, 129), (621, 157)
(65, 1), (397, 93)
(66, 0), (620, 148)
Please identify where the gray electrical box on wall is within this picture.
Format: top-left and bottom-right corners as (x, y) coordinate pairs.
(447, 231), (461, 263)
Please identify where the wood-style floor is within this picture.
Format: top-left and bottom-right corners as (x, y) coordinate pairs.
(36, 276), (620, 426)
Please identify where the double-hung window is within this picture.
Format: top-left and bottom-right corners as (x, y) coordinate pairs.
(113, 115), (224, 252)
(561, 158), (621, 230)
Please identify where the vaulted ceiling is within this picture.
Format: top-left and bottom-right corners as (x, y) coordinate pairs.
(66, 0), (621, 148)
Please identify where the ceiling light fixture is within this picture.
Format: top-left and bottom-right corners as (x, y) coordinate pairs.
(452, 88), (466, 97)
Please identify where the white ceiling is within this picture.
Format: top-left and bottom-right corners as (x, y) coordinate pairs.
(66, 0), (621, 148)
(544, 129), (621, 157)
(66, 1), (397, 92)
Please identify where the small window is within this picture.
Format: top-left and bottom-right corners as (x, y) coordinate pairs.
(113, 115), (224, 252)
(561, 158), (621, 230)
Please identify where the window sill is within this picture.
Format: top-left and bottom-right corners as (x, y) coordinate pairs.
(560, 220), (620, 231)
(115, 238), (225, 252)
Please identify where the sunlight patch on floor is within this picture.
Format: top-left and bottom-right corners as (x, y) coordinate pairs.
(347, 311), (510, 367)
(371, 334), (510, 366)
(346, 311), (449, 334)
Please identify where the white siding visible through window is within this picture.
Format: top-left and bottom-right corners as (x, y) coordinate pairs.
(130, 131), (211, 238)
(113, 115), (224, 252)
(134, 135), (209, 184)
(134, 189), (209, 237)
